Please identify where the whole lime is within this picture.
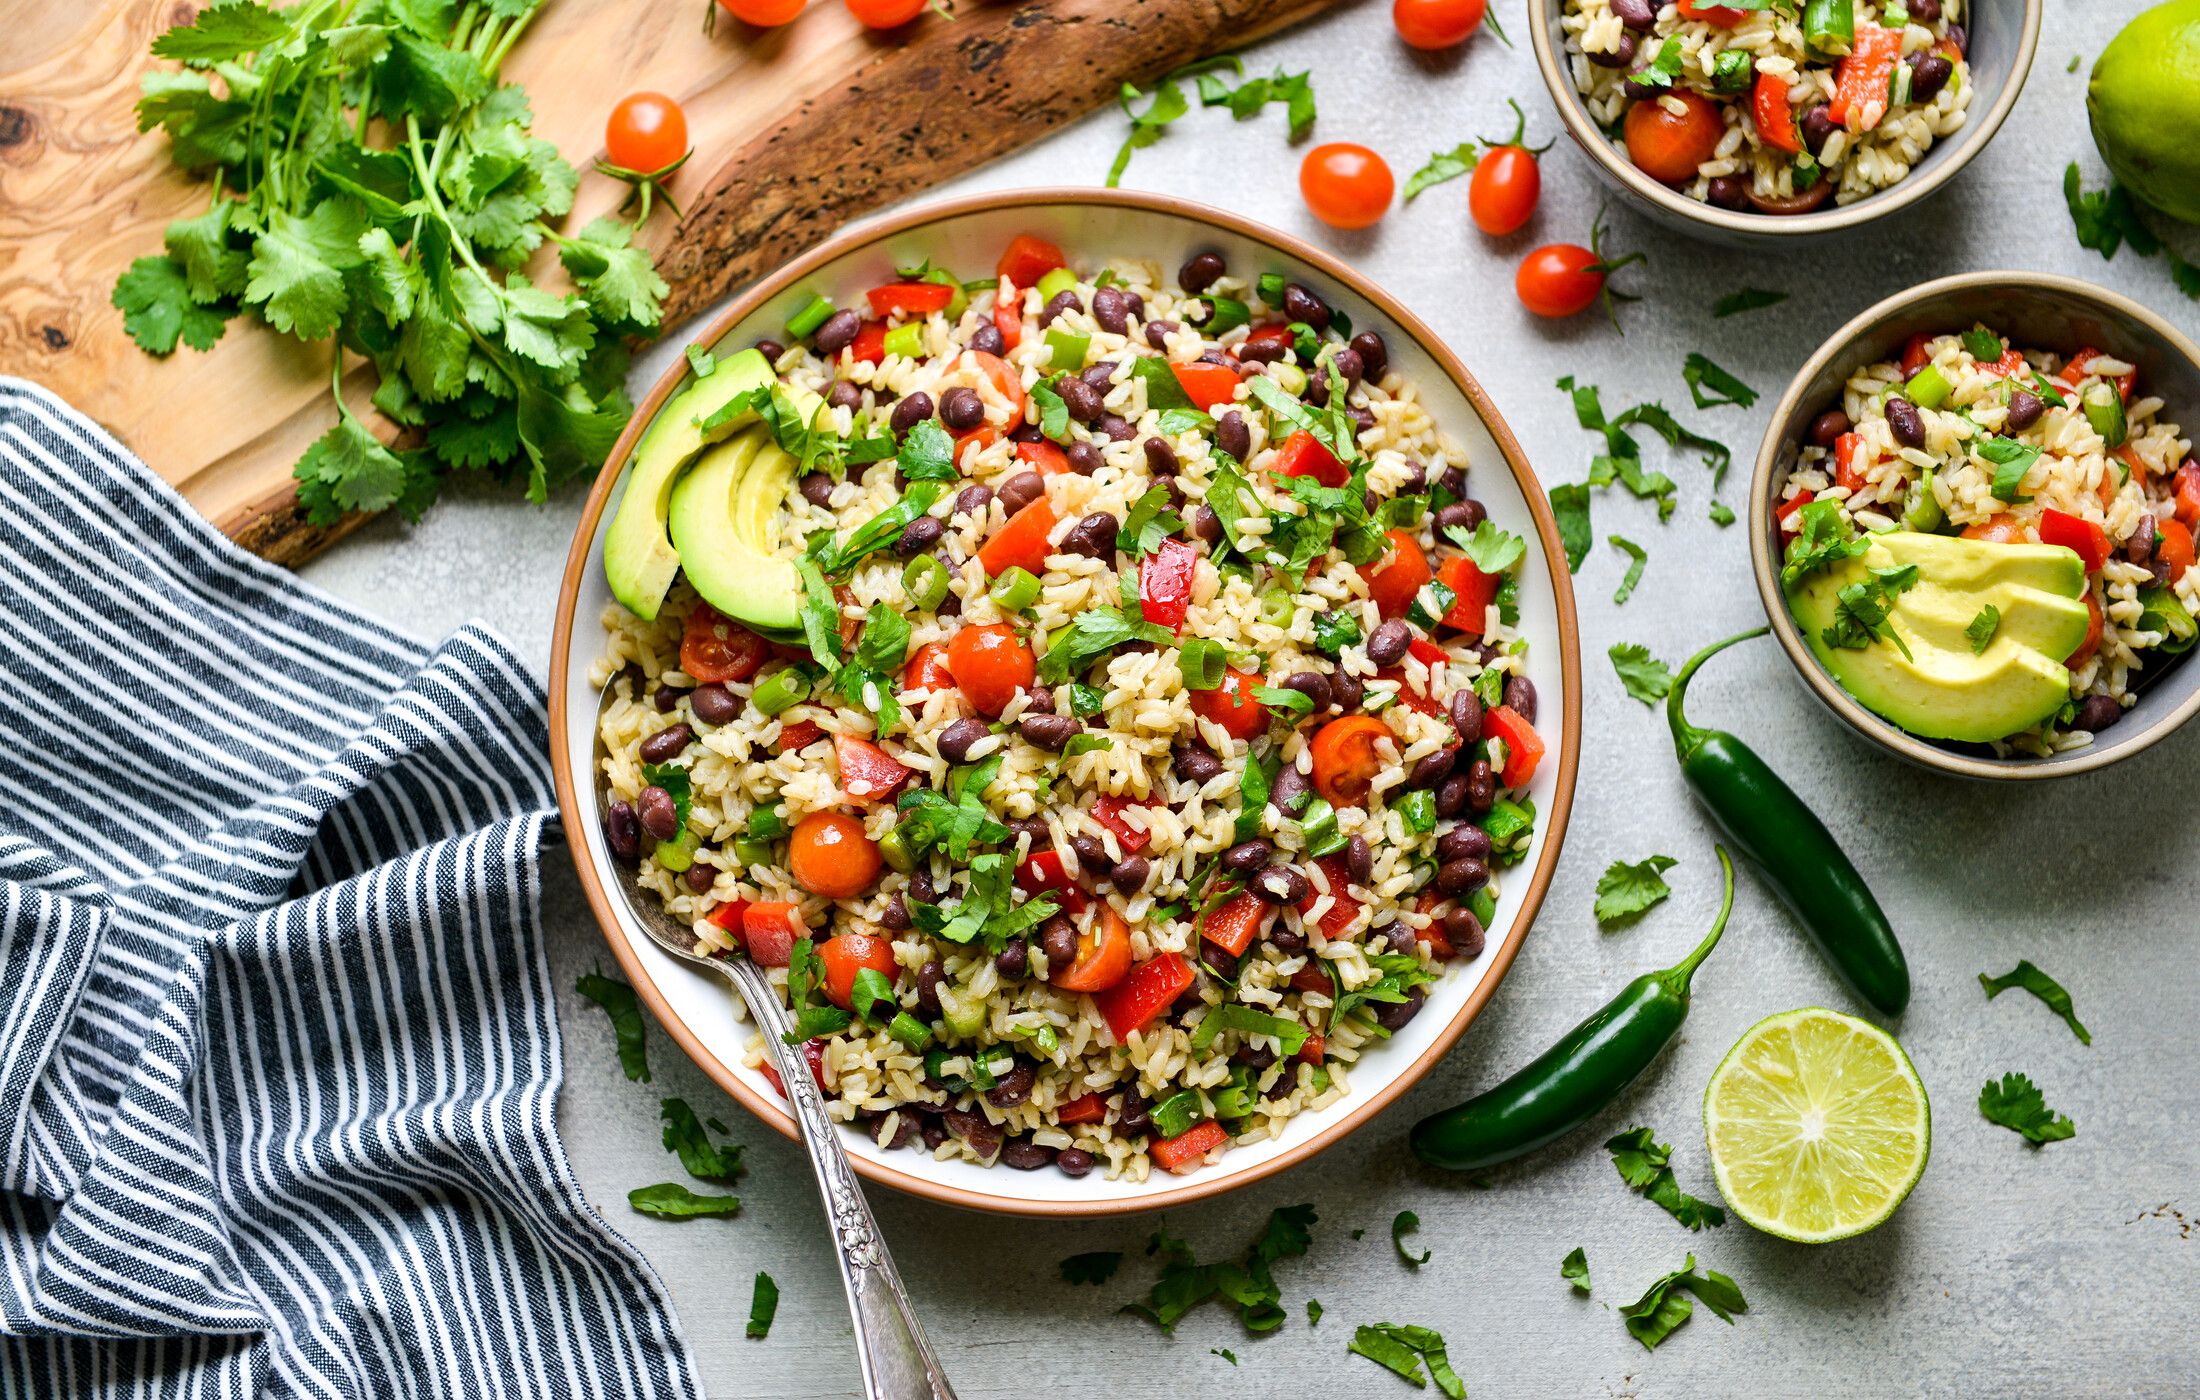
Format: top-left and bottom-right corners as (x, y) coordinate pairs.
(2089, 0), (2200, 224)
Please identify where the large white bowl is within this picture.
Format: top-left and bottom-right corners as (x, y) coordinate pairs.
(549, 189), (1582, 1216)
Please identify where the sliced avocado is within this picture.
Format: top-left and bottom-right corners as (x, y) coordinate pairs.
(1787, 531), (2090, 742)
(669, 432), (801, 633)
(603, 347), (775, 620)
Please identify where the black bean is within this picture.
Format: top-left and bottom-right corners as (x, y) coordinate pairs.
(997, 471), (1046, 515)
(2127, 514), (2156, 565)
(1235, 1040), (1278, 1070)
(1436, 694), (1479, 751)
(1144, 437), (1180, 477)
(1145, 319), (1181, 349)
(683, 859), (716, 894)
(1058, 375), (1103, 424)
(1066, 441), (1104, 476)
(1006, 815), (1051, 851)
(1305, 367), (1331, 409)
(639, 723), (694, 765)
(918, 1118), (948, 1150)
(753, 338), (786, 363)
(1098, 412), (1134, 442)
(2006, 390), (2045, 433)
(943, 1109), (1002, 1162)
(1349, 330), (1388, 384)
(1025, 684), (1055, 714)
(1251, 866), (1309, 904)
(1810, 409), (1852, 449)
(994, 940), (1029, 979)
(1884, 396), (1927, 450)
(1706, 175), (1751, 210)
(1266, 921), (1307, 955)
(1348, 404), (1375, 435)
(1434, 499), (1486, 537)
(895, 514), (944, 557)
(1187, 503), (1222, 545)
(1908, 53), (1953, 103)
(953, 484), (995, 522)
(637, 786), (680, 842)
(1435, 772), (1470, 818)
(1068, 832), (1108, 876)
(1589, 30), (1639, 66)
(656, 682), (684, 713)
(938, 717), (991, 763)
(1465, 759), (1497, 814)
(909, 866), (938, 903)
(1621, 76), (1661, 101)
(2073, 695), (2123, 732)
(891, 392), (935, 435)
(1364, 619), (1411, 667)
(885, 895), (916, 933)
(1055, 1147), (1096, 1178)
(1436, 824), (1492, 865)
(1270, 764), (1311, 817)
(1610, 0), (1656, 27)
(1331, 670), (1364, 714)
(1039, 289), (1083, 329)
(1502, 675), (1538, 724)
(1174, 740), (1225, 784)
(605, 800), (640, 860)
(685, 684), (736, 727)
(1345, 833), (1373, 886)
(1018, 713), (1078, 752)
(1909, 0), (1940, 19)
(1445, 907), (1487, 960)
(1408, 746), (1458, 790)
(1081, 362), (1118, 393)
(1115, 1088), (1152, 1135)
(1281, 283), (1330, 331)
(1040, 915), (1078, 967)
(814, 309), (862, 354)
(1180, 251), (1226, 295)
(1216, 411), (1251, 460)
(1109, 854), (1151, 891)
(1061, 512), (1120, 558)
(1800, 105), (1837, 156)
(799, 471), (835, 506)
(827, 380), (864, 412)
(1282, 670), (1332, 712)
(940, 385), (985, 432)
(1331, 347), (1365, 387)
(970, 322), (1006, 356)
(1945, 22), (1967, 55)
(1374, 987), (1427, 1031)
(1091, 285), (1131, 334)
(1237, 335), (1289, 366)
(1223, 840), (1272, 873)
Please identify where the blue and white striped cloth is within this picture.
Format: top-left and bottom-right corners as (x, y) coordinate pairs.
(0, 378), (704, 1398)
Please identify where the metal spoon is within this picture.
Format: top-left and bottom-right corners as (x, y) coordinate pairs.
(595, 689), (957, 1399)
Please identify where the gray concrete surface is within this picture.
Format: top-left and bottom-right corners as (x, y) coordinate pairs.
(301, 2), (2198, 1393)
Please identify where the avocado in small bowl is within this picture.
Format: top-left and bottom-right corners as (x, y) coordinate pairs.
(1750, 272), (2200, 779)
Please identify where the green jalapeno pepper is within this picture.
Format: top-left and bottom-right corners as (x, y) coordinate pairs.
(1409, 847), (1734, 1171)
(1668, 628), (1910, 1015)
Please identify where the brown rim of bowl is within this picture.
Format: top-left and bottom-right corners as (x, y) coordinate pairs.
(1748, 270), (2200, 781)
(1527, 0), (2042, 238)
(548, 187), (1583, 1216)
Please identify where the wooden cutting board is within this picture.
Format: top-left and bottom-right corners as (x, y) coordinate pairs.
(0, 0), (1339, 565)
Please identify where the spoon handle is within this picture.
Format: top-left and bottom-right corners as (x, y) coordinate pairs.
(721, 959), (957, 1400)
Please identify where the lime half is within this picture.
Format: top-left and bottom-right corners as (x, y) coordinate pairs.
(1703, 1008), (1930, 1244)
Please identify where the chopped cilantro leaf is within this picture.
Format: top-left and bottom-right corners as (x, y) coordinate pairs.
(1965, 603), (2001, 655)
(628, 1182), (740, 1219)
(659, 1097), (743, 1182)
(1609, 642), (1673, 705)
(1979, 1072), (2075, 1145)
(1391, 1210), (1429, 1267)
(1404, 141), (1479, 200)
(1609, 534), (1648, 603)
(1682, 352), (1759, 409)
(1562, 1247), (1591, 1295)
(1979, 961), (2091, 1044)
(1594, 855), (1677, 925)
(576, 968), (650, 1081)
(746, 1271), (778, 1338)
(1713, 288), (1788, 317)
(1061, 1251), (1124, 1286)
(1606, 1127), (1727, 1230)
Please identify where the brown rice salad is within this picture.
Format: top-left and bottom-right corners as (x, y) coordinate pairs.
(591, 235), (1550, 1180)
(1561, 0), (1972, 211)
(1776, 325), (2196, 754)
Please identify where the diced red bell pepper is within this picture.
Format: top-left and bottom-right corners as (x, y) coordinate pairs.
(996, 234), (1066, 287)
(1407, 638), (1449, 669)
(848, 319), (887, 365)
(1294, 853), (1360, 943)
(759, 1038), (828, 1098)
(1151, 1118), (1229, 1173)
(1199, 890), (1275, 959)
(739, 901), (805, 967)
(2060, 345), (2136, 403)
(1358, 529), (1432, 618)
(1753, 72), (1801, 153)
(1833, 432), (1869, 494)
(776, 718), (824, 754)
(1295, 1033), (1325, 1066)
(1436, 555), (1501, 635)
(902, 640), (956, 693)
(1900, 334), (1935, 379)
(1091, 793), (1156, 854)
(953, 423), (1003, 468)
(1374, 667), (1447, 718)
(1483, 704), (1544, 788)
(1015, 439), (1072, 476)
(707, 898), (751, 935)
(1776, 489), (1816, 535)
(1829, 26), (1904, 132)
(1015, 847), (1090, 915)
(1413, 892), (1456, 959)
(866, 281), (954, 318)
(1987, 348), (2030, 378)
(1269, 429), (1346, 489)
(1289, 962), (1332, 995)
(1057, 1092), (1109, 1125)
(992, 277), (1022, 352)
(1170, 361), (1241, 412)
(1094, 952), (1195, 1042)
(2173, 463), (2200, 528)
(1139, 538), (1198, 632)
(834, 734), (912, 804)
(2039, 508), (2112, 573)
(979, 499), (1057, 578)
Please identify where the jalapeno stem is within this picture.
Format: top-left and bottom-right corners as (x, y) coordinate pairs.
(1661, 845), (1734, 990)
(1666, 626), (1770, 758)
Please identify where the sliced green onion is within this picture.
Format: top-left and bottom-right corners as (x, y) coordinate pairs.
(1802, 0), (1854, 54)
(876, 826), (916, 874)
(882, 322), (925, 361)
(750, 668), (809, 717)
(1035, 266), (1079, 303)
(1904, 362), (1952, 410)
(1210, 1065), (1257, 1121)
(902, 554), (951, 609)
(1308, 1065), (1332, 1094)
(1256, 272), (1287, 307)
(1902, 468), (1945, 533)
(1177, 638), (1227, 690)
(732, 837), (774, 868)
(785, 292), (834, 340)
(1266, 361), (1308, 397)
(1148, 1089), (1203, 1139)
(2083, 383), (2127, 448)
(1194, 295), (1251, 336)
(989, 565), (1042, 613)
(1045, 327), (1091, 372)
(748, 804), (789, 841)
(887, 1012), (933, 1051)
(1469, 886), (1497, 928)
(1396, 789), (1436, 835)
(1258, 588), (1294, 627)
(652, 825), (698, 872)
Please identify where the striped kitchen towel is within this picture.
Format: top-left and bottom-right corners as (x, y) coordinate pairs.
(0, 378), (704, 1399)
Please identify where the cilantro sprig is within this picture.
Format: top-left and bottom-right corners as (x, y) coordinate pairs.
(1979, 1072), (2076, 1145)
(1594, 856), (1677, 926)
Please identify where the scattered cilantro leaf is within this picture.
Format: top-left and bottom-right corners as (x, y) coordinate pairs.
(1979, 1072), (2075, 1145)
(1562, 1247), (1591, 1295)
(1682, 352), (1759, 409)
(1391, 1210), (1429, 1267)
(1966, 603), (2001, 655)
(113, 255), (232, 354)
(1609, 534), (1648, 603)
(1348, 1323), (1466, 1398)
(629, 1183), (740, 1219)
(660, 1098), (744, 1182)
(1609, 642), (1673, 705)
(1211, 1347), (1238, 1365)
(1713, 288), (1787, 317)
(1595, 856), (1677, 926)
(1606, 1127), (1727, 1230)
(1121, 1203), (1318, 1334)
(576, 969), (650, 1081)
(1404, 141), (1479, 200)
(746, 1271), (778, 1338)
(1447, 520), (1527, 575)
(1549, 482), (1593, 572)
(1980, 962), (2091, 1045)
(1621, 1254), (1746, 1351)
(1308, 1299), (1324, 1325)
(1062, 1251), (1124, 1286)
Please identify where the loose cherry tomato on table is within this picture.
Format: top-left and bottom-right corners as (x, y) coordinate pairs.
(946, 623), (1036, 717)
(1309, 715), (1392, 808)
(1624, 90), (1724, 185)
(681, 603), (770, 683)
(602, 92), (691, 223)
(1393, 0), (1487, 49)
(787, 811), (882, 898)
(1300, 143), (1395, 230)
(1471, 144), (1542, 236)
(1515, 244), (1605, 319)
(845, 0), (927, 25)
(816, 933), (897, 1010)
(1358, 529), (1432, 618)
(716, 0), (805, 25)
(1188, 668), (1269, 740)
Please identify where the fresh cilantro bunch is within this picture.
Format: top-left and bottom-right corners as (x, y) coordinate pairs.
(113, 0), (666, 526)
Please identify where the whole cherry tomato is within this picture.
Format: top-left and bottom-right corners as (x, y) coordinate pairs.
(1515, 244), (1606, 318)
(605, 92), (688, 174)
(846, 0), (927, 26)
(816, 932), (897, 1010)
(1188, 668), (1269, 740)
(1300, 143), (1395, 230)
(788, 812), (882, 898)
(945, 623), (1035, 717)
(1624, 90), (1724, 185)
(1393, 0), (1487, 49)
(1470, 144), (1542, 236)
(717, 0), (805, 24)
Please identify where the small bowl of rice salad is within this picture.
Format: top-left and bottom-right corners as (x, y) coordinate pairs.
(548, 190), (1581, 1215)
(1751, 272), (2200, 778)
(1530, 0), (2040, 241)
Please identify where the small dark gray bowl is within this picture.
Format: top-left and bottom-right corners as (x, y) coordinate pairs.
(1529, 0), (2041, 246)
(1748, 272), (2200, 780)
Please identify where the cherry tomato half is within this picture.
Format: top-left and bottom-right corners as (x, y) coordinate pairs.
(1469, 144), (1541, 236)
(1393, 0), (1487, 49)
(681, 603), (770, 683)
(1624, 90), (1724, 185)
(788, 811), (882, 899)
(717, 0), (805, 25)
(1300, 143), (1395, 230)
(946, 623), (1035, 717)
(605, 92), (688, 174)
(846, 0), (927, 26)
(1309, 715), (1391, 808)
(1188, 668), (1270, 740)
(1515, 244), (1605, 319)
